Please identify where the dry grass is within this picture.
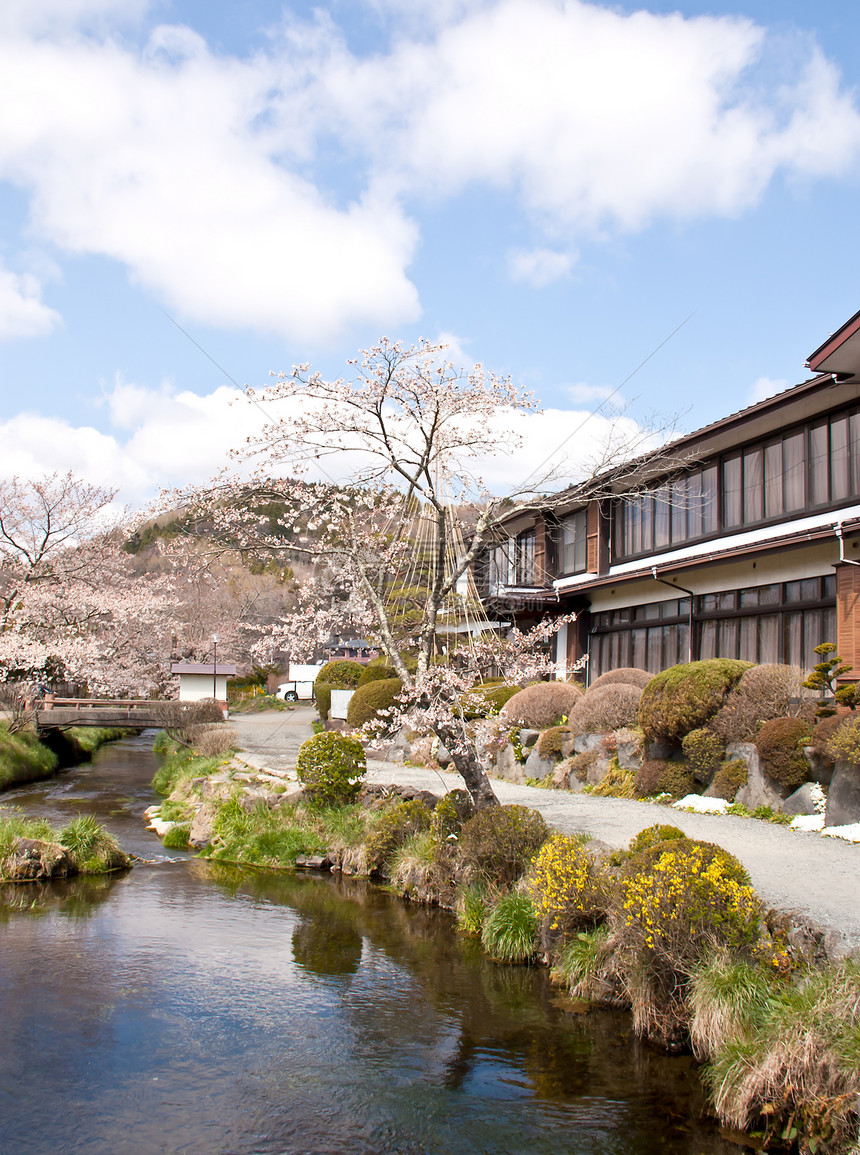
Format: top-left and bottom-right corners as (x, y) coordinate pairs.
(568, 683), (643, 734)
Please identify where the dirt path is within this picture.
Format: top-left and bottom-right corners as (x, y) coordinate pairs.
(231, 708), (860, 954)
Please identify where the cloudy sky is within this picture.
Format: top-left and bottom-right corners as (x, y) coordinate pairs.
(0, 0), (859, 502)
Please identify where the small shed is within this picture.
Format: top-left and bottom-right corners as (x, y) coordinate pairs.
(171, 661), (237, 703)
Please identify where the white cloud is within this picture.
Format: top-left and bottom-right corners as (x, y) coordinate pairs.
(0, 0), (857, 344)
(749, 376), (789, 404)
(508, 248), (574, 287)
(0, 263), (61, 339)
(562, 382), (617, 406)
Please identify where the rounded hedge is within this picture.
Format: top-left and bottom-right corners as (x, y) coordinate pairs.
(568, 682), (642, 734)
(499, 681), (584, 729)
(754, 716), (812, 788)
(638, 659), (752, 745)
(314, 660), (364, 689)
(588, 667), (653, 692)
(458, 804), (549, 887)
(296, 730), (367, 805)
(346, 677), (403, 728)
(356, 661), (399, 688)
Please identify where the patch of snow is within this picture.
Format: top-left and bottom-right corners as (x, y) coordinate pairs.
(808, 782), (827, 814)
(822, 823), (860, 843)
(672, 795), (730, 814)
(790, 814), (825, 832)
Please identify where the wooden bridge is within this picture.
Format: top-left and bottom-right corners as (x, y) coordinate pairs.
(34, 698), (192, 730)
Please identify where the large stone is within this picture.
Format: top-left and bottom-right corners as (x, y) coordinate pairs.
(519, 729), (540, 749)
(616, 740), (643, 771)
(825, 760), (860, 828)
(733, 743), (792, 811)
(573, 732), (604, 755)
(782, 782), (825, 817)
(494, 743), (527, 784)
(2, 838), (73, 882)
(586, 753), (612, 786)
(524, 747), (554, 780)
(802, 745), (834, 787)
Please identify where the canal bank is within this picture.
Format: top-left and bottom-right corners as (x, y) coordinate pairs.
(0, 730), (740, 1155)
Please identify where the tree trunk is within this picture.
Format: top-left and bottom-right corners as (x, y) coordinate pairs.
(434, 723), (499, 810)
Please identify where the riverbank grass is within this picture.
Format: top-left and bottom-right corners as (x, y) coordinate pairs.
(0, 723), (58, 790)
(0, 810), (131, 878)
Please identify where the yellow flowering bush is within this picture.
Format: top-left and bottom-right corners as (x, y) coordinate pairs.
(527, 833), (610, 941)
(619, 840), (761, 971)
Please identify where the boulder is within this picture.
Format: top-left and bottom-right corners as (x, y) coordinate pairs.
(616, 740), (643, 772)
(493, 744), (527, 784)
(519, 729), (540, 749)
(825, 760), (860, 828)
(733, 743), (792, 811)
(586, 754), (612, 786)
(573, 732), (604, 755)
(802, 745), (835, 787)
(294, 854), (331, 870)
(524, 747), (555, 781)
(782, 782), (825, 817)
(2, 838), (73, 882)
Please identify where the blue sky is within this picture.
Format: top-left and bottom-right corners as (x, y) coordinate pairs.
(0, 0), (859, 503)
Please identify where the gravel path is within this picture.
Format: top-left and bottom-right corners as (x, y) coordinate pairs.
(231, 708), (860, 954)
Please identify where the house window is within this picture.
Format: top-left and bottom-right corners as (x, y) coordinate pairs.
(561, 510), (587, 575)
(515, 530), (536, 586)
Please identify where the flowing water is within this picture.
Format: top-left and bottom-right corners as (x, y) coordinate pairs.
(0, 734), (742, 1155)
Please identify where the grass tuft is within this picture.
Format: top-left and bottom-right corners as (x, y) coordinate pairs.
(481, 892), (538, 964)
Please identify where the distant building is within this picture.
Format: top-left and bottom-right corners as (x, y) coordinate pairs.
(171, 661), (237, 702)
(477, 310), (860, 683)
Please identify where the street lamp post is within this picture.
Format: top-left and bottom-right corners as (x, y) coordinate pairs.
(212, 633), (219, 702)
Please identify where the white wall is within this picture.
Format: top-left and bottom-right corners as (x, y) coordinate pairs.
(178, 673), (230, 702)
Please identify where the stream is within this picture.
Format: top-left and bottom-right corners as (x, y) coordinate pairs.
(0, 732), (742, 1154)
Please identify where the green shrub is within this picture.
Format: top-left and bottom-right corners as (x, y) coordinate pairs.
(364, 799), (432, 875)
(430, 789), (474, 843)
(826, 714), (860, 763)
(163, 823), (191, 849)
(314, 683), (334, 721)
(458, 682), (520, 719)
(296, 730), (367, 806)
(627, 824), (686, 855)
(681, 727), (725, 775)
(356, 661), (398, 687)
(587, 667), (653, 691)
(568, 683), (642, 734)
(638, 659), (752, 745)
(634, 759), (694, 799)
(458, 804), (548, 888)
(346, 677), (403, 728)
(314, 660), (364, 688)
(527, 832), (610, 940)
(754, 716), (812, 788)
(481, 893), (538, 963)
(499, 682), (584, 729)
(536, 725), (569, 761)
(709, 759), (748, 801)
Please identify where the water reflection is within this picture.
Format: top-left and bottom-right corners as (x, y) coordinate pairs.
(0, 736), (740, 1155)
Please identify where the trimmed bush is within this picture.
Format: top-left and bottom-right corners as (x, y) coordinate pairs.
(627, 824), (686, 855)
(634, 759), (694, 799)
(568, 683), (642, 734)
(364, 799), (432, 875)
(458, 804), (549, 888)
(638, 659), (752, 745)
(499, 682), (584, 729)
(587, 667), (653, 691)
(754, 717), (813, 788)
(536, 725), (569, 761)
(314, 660), (364, 688)
(711, 663), (812, 744)
(809, 712), (850, 762)
(527, 832), (610, 941)
(709, 759), (748, 801)
(826, 714), (860, 763)
(481, 893), (538, 963)
(356, 660), (399, 687)
(296, 730), (367, 806)
(346, 677), (403, 728)
(681, 727), (725, 775)
(458, 682), (520, 720)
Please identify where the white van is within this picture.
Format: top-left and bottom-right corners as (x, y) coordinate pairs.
(275, 663), (325, 702)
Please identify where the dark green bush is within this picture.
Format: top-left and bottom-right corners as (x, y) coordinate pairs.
(430, 789), (475, 842)
(315, 660), (364, 688)
(346, 677), (403, 728)
(681, 727), (726, 774)
(634, 759), (694, 799)
(364, 799), (432, 875)
(314, 683), (334, 721)
(638, 659), (752, 745)
(458, 804), (549, 887)
(296, 730), (367, 806)
(356, 661), (399, 687)
(754, 717), (813, 788)
(709, 758), (748, 800)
